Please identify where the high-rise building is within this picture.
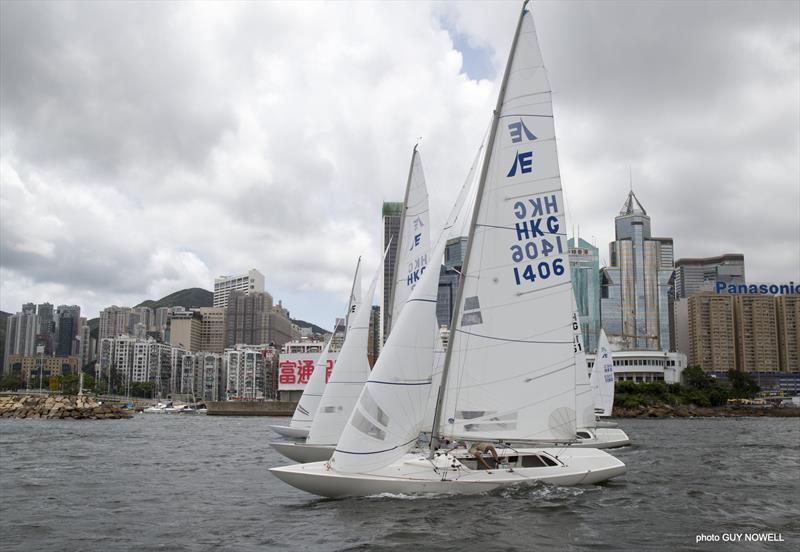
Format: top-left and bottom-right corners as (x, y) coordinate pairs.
(688, 293), (737, 371)
(670, 254), (746, 353)
(569, 237), (601, 352)
(36, 303), (54, 335)
(380, 201), (403, 347)
(437, 237), (468, 330)
(169, 310), (203, 352)
(224, 348), (266, 400)
(154, 307), (171, 337)
(600, 191), (673, 350)
(673, 254), (746, 299)
(268, 301), (294, 348)
(99, 306), (136, 339)
(3, 308), (38, 374)
(224, 290), (272, 348)
(213, 269), (265, 309)
(734, 295), (780, 372)
(777, 295), (799, 372)
(198, 307), (226, 353)
(55, 305), (81, 357)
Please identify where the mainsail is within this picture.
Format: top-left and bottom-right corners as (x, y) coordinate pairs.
(306, 256), (381, 445)
(434, 3), (577, 443)
(591, 329), (615, 416)
(386, 146), (430, 338)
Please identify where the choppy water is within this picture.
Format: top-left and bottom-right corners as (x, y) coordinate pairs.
(1, 415), (798, 552)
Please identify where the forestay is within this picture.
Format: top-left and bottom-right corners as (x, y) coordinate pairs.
(436, 6), (577, 443)
(306, 258), (380, 446)
(591, 329), (615, 417)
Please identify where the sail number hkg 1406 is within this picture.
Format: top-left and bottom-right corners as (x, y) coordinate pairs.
(509, 193), (565, 287)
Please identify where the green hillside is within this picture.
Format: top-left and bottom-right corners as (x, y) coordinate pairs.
(136, 288), (213, 310)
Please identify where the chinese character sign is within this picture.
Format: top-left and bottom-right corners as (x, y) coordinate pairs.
(277, 352), (339, 391)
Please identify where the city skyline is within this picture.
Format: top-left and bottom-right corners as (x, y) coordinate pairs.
(1, 1), (798, 329)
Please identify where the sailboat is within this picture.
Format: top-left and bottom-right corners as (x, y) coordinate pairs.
(569, 312), (629, 448)
(270, 252), (382, 463)
(271, 1), (625, 497)
(267, 325), (340, 439)
(591, 329), (619, 429)
(272, 147), (433, 460)
(268, 261), (362, 439)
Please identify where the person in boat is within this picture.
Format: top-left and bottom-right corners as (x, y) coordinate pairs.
(468, 442), (500, 470)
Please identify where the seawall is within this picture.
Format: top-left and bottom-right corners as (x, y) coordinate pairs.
(206, 401), (297, 416)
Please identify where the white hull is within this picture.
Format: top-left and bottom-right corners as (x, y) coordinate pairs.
(268, 425), (309, 439)
(570, 428), (630, 449)
(595, 420), (619, 428)
(270, 441), (334, 463)
(271, 447), (625, 498)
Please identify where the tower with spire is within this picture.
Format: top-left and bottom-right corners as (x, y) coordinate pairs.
(600, 190), (674, 351)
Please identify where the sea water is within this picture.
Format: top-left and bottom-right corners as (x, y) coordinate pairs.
(1, 415), (797, 551)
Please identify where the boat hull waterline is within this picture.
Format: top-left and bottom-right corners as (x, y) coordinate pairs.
(268, 425), (309, 439)
(270, 447), (626, 498)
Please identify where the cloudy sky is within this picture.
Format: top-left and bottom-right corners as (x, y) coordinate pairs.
(1, 0), (798, 328)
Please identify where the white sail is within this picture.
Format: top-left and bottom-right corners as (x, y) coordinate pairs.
(331, 237), (447, 473)
(288, 324), (338, 430)
(591, 329), (615, 417)
(345, 258), (362, 334)
(306, 259), (380, 445)
(572, 297), (596, 430)
(387, 146), (431, 337)
(435, 5), (576, 443)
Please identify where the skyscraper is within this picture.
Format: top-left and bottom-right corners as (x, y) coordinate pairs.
(688, 293), (737, 371)
(3, 308), (38, 374)
(735, 295), (780, 372)
(55, 305), (81, 357)
(600, 191), (673, 350)
(224, 290), (272, 347)
(673, 254), (746, 299)
(213, 269), (265, 309)
(380, 201), (403, 347)
(437, 237), (468, 330)
(777, 295), (799, 373)
(569, 237), (601, 352)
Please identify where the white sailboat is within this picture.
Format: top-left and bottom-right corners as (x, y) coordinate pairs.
(272, 146), (434, 460)
(270, 253), (382, 462)
(268, 261), (362, 439)
(267, 325), (340, 439)
(570, 314), (629, 448)
(591, 329), (620, 429)
(271, 1), (625, 497)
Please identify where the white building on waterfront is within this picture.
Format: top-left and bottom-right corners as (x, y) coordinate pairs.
(586, 349), (687, 384)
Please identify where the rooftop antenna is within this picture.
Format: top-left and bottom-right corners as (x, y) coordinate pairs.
(629, 166), (633, 192)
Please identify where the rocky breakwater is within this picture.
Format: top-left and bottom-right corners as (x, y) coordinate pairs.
(0, 395), (133, 420)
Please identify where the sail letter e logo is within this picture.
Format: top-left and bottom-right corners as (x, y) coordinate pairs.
(508, 119), (537, 143)
(507, 151), (533, 177)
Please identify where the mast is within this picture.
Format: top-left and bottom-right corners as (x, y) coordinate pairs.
(430, 0), (531, 445)
(385, 144), (418, 338)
